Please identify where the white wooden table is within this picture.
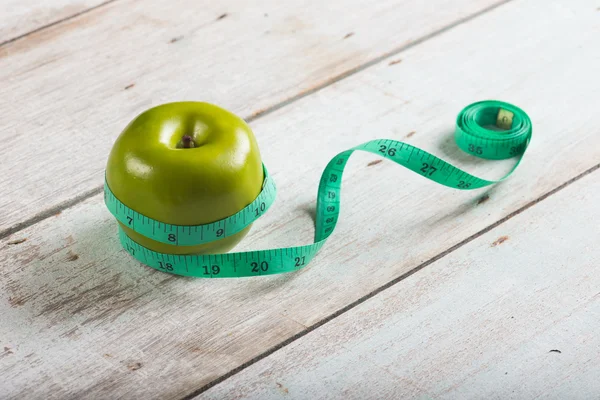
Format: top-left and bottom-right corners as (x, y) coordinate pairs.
(1, 0), (599, 398)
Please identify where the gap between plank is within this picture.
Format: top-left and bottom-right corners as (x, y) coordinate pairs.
(0, 0), (513, 240)
(246, 0), (513, 123)
(0, 186), (104, 240)
(0, 0), (121, 48)
(181, 161), (600, 399)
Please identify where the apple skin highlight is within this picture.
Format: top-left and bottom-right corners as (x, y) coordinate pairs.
(106, 101), (264, 255)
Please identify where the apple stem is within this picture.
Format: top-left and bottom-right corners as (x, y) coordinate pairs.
(178, 135), (196, 148)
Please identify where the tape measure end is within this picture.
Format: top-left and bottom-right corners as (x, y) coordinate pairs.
(496, 108), (514, 130)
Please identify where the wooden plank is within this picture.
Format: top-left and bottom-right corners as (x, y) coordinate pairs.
(1, 0), (599, 398)
(0, 0), (109, 44)
(0, 0), (505, 234)
(198, 164), (600, 400)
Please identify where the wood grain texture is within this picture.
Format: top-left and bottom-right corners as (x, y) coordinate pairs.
(0, 0), (504, 233)
(0, 0), (109, 44)
(1, 0), (600, 398)
(199, 153), (600, 400)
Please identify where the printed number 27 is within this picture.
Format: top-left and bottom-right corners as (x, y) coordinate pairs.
(420, 163), (437, 176)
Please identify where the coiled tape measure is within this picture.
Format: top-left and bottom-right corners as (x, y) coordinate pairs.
(104, 100), (532, 278)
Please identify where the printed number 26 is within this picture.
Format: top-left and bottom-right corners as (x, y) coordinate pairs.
(378, 145), (396, 157)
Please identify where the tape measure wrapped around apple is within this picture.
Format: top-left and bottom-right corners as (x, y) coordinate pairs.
(104, 100), (532, 278)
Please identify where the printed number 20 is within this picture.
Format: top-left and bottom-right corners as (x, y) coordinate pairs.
(251, 261), (268, 273)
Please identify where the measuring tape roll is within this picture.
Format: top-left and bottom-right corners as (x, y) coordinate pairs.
(455, 100), (530, 160)
(104, 100), (532, 278)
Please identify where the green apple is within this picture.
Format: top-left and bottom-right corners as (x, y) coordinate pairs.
(105, 101), (264, 254)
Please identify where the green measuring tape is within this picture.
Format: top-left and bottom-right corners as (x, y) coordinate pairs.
(104, 100), (531, 278)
